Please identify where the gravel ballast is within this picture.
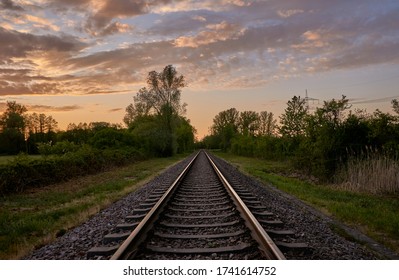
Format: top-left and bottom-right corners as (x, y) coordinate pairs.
(24, 152), (398, 260)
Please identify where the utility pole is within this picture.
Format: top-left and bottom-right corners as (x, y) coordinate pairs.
(304, 89), (319, 112)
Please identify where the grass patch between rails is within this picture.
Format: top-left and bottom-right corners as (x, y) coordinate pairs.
(0, 154), (187, 259)
(214, 152), (399, 255)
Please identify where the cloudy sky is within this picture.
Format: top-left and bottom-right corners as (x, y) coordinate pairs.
(1, 0), (399, 138)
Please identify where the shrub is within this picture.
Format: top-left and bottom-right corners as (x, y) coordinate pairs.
(37, 141), (80, 155)
(0, 147), (145, 195)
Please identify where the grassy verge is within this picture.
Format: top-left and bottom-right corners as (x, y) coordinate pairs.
(214, 152), (399, 254)
(0, 154), (187, 259)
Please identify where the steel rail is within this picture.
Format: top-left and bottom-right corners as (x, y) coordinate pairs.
(205, 152), (286, 260)
(110, 151), (200, 260)
(111, 150), (285, 260)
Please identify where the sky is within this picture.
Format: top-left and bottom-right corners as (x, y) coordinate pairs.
(1, 0), (399, 139)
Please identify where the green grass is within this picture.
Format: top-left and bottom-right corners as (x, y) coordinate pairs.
(214, 152), (399, 255)
(0, 154), (187, 259)
(0, 155), (43, 165)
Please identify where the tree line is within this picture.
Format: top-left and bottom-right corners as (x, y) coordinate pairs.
(200, 95), (399, 182)
(0, 65), (195, 158)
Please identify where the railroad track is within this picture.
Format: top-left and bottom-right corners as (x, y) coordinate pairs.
(87, 150), (307, 260)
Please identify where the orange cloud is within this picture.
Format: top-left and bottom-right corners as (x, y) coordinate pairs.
(174, 21), (245, 48)
(24, 14), (60, 31)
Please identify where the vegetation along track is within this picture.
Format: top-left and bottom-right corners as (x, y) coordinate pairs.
(87, 150), (307, 260)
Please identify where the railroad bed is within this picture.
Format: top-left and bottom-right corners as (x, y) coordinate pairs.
(24, 150), (384, 260)
(87, 151), (307, 260)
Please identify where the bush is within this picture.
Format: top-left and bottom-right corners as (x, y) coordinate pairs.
(231, 135), (255, 157)
(254, 136), (286, 160)
(38, 141), (80, 155)
(0, 147), (145, 195)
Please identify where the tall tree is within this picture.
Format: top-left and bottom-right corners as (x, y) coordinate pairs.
(25, 113), (58, 154)
(279, 96), (308, 137)
(392, 99), (399, 115)
(211, 108), (239, 135)
(26, 113), (58, 134)
(0, 101), (27, 132)
(238, 111), (259, 136)
(45, 115), (58, 133)
(300, 95), (352, 178)
(210, 108), (239, 150)
(317, 95), (351, 127)
(125, 65), (193, 156)
(258, 111), (276, 136)
(127, 65), (186, 120)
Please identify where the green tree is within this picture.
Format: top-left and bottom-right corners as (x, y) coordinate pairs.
(129, 115), (170, 156)
(317, 95), (351, 128)
(368, 110), (397, 149)
(0, 101), (27, 154)
(58, 122), (91, 144)
(238, 111), (259, 136)
(131, 65), (186, 119)
(258, 111), (276, 136)
(123, 102), (152, 127)
(297, 95), (352, 178)
(175, 117), (196, 153)
(211, 108), (239, 151)
(211, 108), (239, 135)
(125, 65), (194, 156)
(279, 96), (308, 138)
(392, 99), (399, 115)
(90, 127), (128, 149)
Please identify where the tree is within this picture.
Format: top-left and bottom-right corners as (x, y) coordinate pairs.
(58, 122), (91, 144)
(125, 65), (194, 156)
(279, 96), (308, 137)
(0, 101), (27, 154)
(175, 117), (196, 153)
(392, 99), (399, 115)
(123, 102), (153, 127)
(25, 113), (58, 154)
(89, 122), (114, 132)
(238, 111), (259, 136)
(0, 101), (27, 132)
(126, 65), (187, 124)
(317, 95), (351, 128)
(211, 108), (239, 135)
(368, 110), (397, 148)
(258, 111), (276, 136)
(26, 113), (58, 134)
(298, 95), (352, 178)
(210, 108), (239, 150)
(90, 127), (127, 149)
